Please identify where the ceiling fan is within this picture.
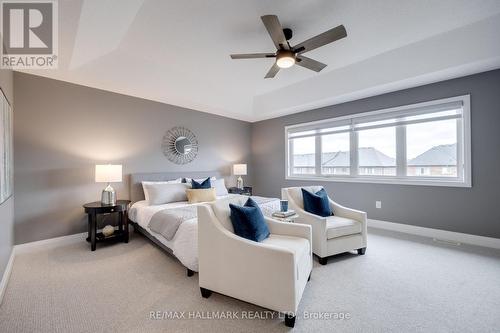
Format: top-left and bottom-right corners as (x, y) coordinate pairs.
(230, 15), (347, 79)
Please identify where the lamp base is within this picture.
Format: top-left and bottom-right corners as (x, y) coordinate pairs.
(101, 184), (116, 205)
(236, 176), (244, 190)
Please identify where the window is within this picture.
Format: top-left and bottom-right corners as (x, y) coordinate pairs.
(290, 136), (315, 175)
(406, 118), (457, 177)
(321, 132), (350, 175)
(358, 127), (396, 176)
(285, 95), (471, 187)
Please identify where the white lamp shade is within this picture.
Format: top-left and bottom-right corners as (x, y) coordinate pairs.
(233, 164), (247, 176)
(95, 164), (122, 183)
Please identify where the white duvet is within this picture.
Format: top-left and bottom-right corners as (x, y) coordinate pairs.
(128, 195), (280, 272)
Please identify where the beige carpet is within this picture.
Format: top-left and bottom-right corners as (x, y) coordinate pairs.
(1, 229), (499, 333)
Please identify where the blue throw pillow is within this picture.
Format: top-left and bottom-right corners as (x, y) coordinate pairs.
(229, 198), (270, 242)
(302, 188), (333, 217)
(191, 177), (211, 189)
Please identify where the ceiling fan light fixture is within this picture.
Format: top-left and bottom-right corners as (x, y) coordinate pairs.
(276, 50), (295, 68)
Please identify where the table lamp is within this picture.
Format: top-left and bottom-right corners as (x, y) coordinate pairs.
(233, 164), (247, 189)
(95, 164), (122, 205)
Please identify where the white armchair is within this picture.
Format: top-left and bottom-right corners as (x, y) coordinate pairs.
(197, 196), (312, 327)
(282, 186), (367, 265)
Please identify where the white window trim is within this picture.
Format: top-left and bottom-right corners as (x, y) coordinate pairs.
(285, 95), (472, 188)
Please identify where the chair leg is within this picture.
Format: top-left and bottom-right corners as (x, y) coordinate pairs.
(187, 269), (194, 277)
(318, 256), (328, 265)
(357, 247), (366, 255)
(200, 287), (212, 298)
(284, 314), (296, 328)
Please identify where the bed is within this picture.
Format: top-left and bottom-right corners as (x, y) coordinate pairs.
(128, 171), (280, 277)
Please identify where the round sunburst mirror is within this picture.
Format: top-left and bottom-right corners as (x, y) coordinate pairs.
(162, 127), (199, 164)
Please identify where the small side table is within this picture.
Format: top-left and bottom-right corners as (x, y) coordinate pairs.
(228, 186), (252, 196)
(83, 200), (131, 251)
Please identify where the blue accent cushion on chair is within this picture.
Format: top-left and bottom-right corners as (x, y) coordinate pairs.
(191, 177), (211, 189)
(302, 188), (333, 217)
(229, 198), (270, 242)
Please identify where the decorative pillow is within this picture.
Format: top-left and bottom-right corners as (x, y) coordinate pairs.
(212, 196), (247, 233)
(186, 188), (217, 203)
(142, 179), (182, 202)
(212, 178), (229, 196)
(229, 198), (270, 242)
(143, 183), (190, 205)
(183, 176), (216, 184)
(191, 177), (212, 189)
(302, 188), (333, 217)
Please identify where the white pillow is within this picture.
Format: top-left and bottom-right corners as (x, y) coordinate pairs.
(145, 183), (190, 205)
(142, 178), (182, 202)
(212, 178), (228, 196)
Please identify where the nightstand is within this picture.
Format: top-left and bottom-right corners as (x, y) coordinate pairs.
(83, 200), (131, 251)
(228, 186), (252, 196)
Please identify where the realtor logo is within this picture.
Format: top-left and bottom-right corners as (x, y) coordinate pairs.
(1, 0), (58, 69)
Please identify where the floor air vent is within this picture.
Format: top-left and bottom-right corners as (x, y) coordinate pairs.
(432, 238), (461, 246)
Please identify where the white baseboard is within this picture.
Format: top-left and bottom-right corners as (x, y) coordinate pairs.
(368, 219), (500, 249)
(0, 232), (86, 305)
(0, 248), (15, 306)
(14, 232), (87, 255)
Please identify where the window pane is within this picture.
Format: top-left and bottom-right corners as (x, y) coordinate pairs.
(358, 127), (396, 176)
(321, 133), (350, 175)
(406, 119), (457, 177)
(291, 137), (315, 175)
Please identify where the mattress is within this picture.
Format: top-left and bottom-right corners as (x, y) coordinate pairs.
(128, 195), (280, 272)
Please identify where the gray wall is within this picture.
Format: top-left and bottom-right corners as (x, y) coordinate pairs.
(14, 72), (252, 244)
(0, 68), (14, 278)
(252, 69), (500, 239)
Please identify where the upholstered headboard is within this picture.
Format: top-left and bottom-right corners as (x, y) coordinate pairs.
(130, 171), (224, 203)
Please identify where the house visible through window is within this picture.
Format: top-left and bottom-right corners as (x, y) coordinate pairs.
(285, 95), (471, 187)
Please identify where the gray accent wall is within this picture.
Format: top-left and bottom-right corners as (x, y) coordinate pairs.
(14, 72), (252, 244)
(252, 69), (500, 239)
(0, 68), (14, 279)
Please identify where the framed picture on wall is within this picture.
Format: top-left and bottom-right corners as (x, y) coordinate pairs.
(0, 88), (13, 204)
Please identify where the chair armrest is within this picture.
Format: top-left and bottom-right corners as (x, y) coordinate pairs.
(329, 199), (367, 225)
(265, 217), (312, 242)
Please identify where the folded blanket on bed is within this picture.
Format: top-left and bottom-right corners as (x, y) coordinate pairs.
(149, 206), (198, 241)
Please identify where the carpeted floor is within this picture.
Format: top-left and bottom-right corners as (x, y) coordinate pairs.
(1, 228), (499, 333)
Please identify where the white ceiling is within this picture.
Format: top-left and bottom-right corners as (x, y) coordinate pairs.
(20, 0), (500, 122)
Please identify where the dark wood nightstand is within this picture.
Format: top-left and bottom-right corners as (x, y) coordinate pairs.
(228, 186), (252, 196)
(83, 200), (131, 251)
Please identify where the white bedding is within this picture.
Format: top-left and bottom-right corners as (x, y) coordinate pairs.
(128, 195), (280, 272)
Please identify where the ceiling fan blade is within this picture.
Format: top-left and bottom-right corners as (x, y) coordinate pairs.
(264, 63), (280, 79)
(261, 15), (289, 50)
(230, 53), (275, 59)
(293, 25), (347, 54)
(296, 56), (327, 72)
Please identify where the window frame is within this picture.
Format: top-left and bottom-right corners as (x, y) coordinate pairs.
(285, 95), (471, 188)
